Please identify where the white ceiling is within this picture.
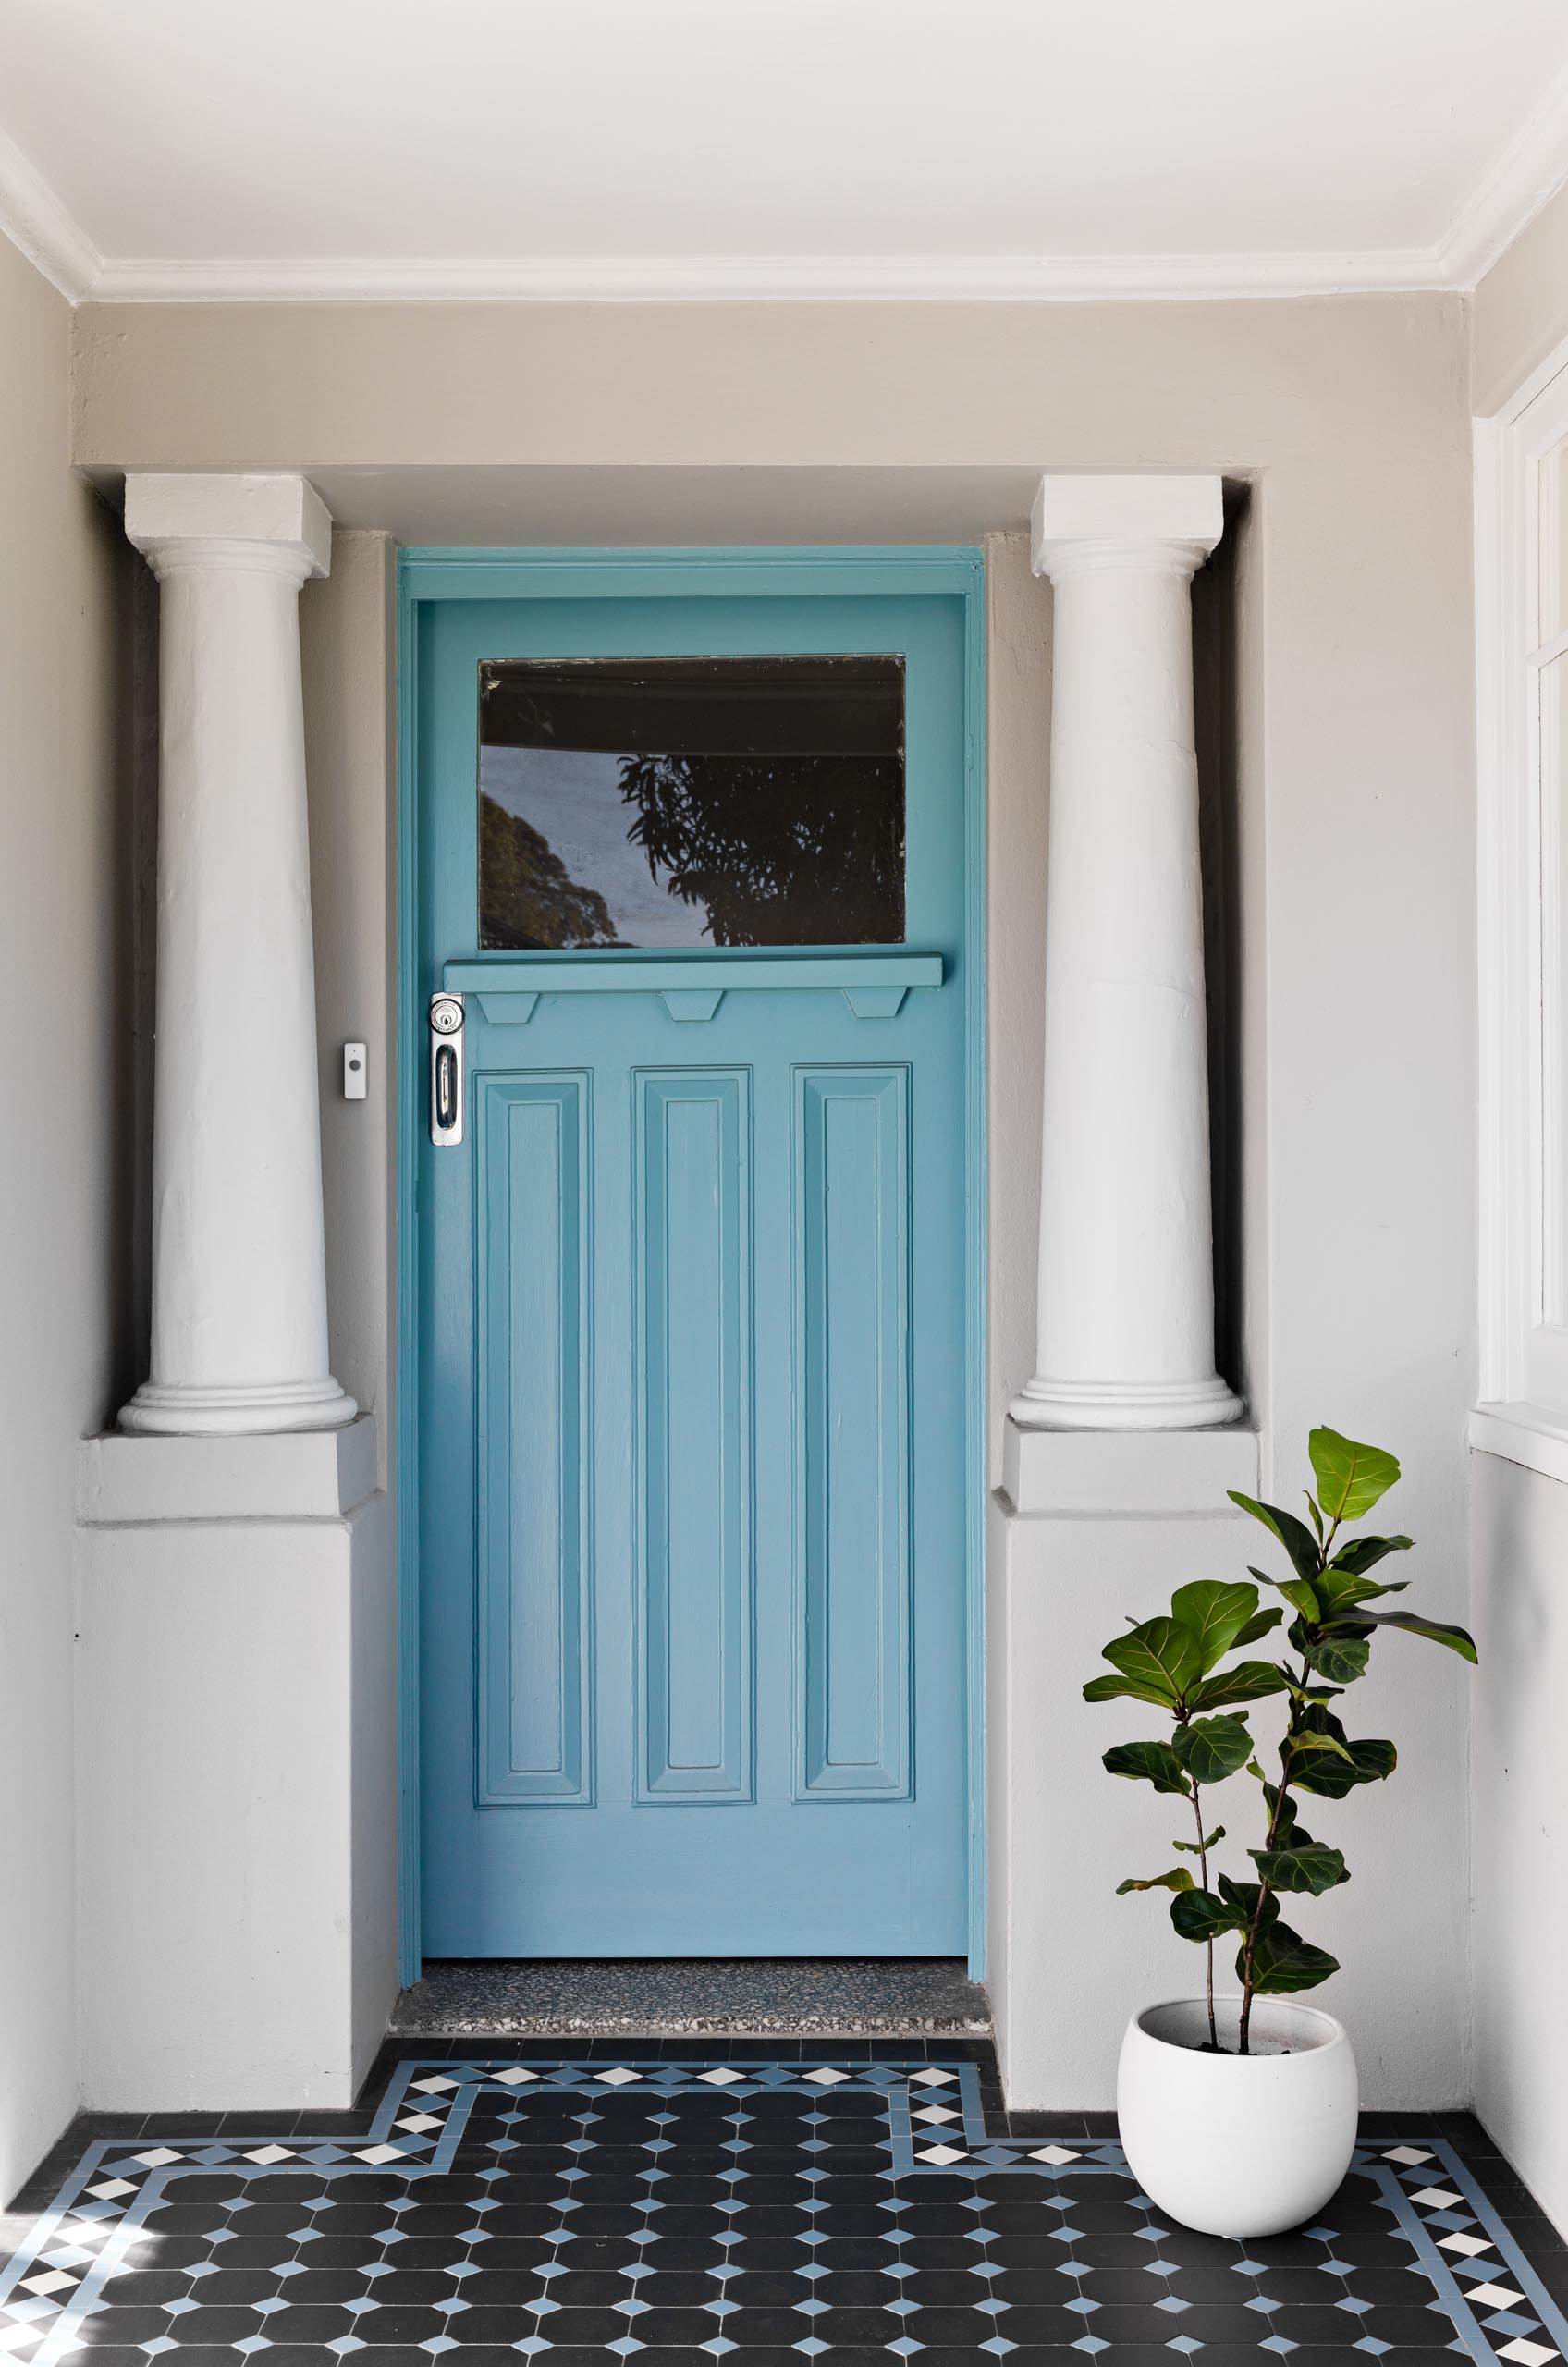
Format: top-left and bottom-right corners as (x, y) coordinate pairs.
(4, 0), (1568, 302)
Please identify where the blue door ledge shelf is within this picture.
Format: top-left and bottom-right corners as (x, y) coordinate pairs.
(442, 950), (944, 1024)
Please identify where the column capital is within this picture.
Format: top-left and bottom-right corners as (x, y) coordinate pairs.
(124, 472), (332, 583)
(1031, 472), (1223, 583)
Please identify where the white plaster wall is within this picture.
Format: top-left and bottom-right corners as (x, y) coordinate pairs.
(70, 291), (1478, 2108)
(1473, 178), (1568, 415)
(983, 536), (1052, 1487)
(991, 1507), (1251, 2102)
(993, 1490), (1476, 2108)
(301, 532), (399, 1484)
(76, 1483), (398, 2107)
(0, 236), (128, 2200)
(301, 533), (402, 2054)
(1470, 1449), (1568, 2234)
(349, 1488), (401, 2086)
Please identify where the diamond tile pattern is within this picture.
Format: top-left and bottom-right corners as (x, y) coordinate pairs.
(3, 2043), (1566, 2366)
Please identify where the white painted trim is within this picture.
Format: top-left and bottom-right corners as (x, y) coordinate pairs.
(1475, 408), (1525, 1404)
(77, 1414), (380, 1526)
(1033, 472), (1224, 548)
(1001, 1418), (1258, 1517)
(1474, 324), (1568, 1427)
(77, 246), (1460, 304)
(1469, 1399), (1568, 1487)
(0, 128), (100, 301)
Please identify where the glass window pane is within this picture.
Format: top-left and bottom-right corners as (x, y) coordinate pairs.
(477, 654), (906, 950)
(1539, 435), (1568, 645)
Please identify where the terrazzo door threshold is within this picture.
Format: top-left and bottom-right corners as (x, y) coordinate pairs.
(391, 1958), (993, 2038)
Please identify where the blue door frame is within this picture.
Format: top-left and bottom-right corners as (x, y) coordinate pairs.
(395, 546), (987, 1981)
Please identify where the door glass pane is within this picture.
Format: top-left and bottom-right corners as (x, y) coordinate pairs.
(478, 654), (906, 950)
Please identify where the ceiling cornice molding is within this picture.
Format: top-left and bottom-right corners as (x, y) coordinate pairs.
(5, 94), (1568, 309)
(75, 246), (1454, 304)
(0, 127), (99, 300)
(1435, 51), (1568, 287)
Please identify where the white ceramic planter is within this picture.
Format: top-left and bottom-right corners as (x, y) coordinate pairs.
(1116, 1996), (1359, 2238)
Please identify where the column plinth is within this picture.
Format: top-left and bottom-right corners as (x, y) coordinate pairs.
(1011, 474), (1241, 1434)
(119, 473), (354, 1438)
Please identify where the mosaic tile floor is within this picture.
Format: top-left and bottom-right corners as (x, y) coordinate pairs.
(5, 2040), (1565, 2367)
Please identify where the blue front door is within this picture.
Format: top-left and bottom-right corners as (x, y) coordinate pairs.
(414, 562), (978, 1956)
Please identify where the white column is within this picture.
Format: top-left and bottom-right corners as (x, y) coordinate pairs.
(1011, 474), (1241, 1432)
(119, 473), (355, 1436)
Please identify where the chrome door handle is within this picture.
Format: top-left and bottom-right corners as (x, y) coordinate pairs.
(429, 992), (464, 1146)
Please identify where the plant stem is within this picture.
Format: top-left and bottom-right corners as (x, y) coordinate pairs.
(1189, 1781), (1216, 2048)
(1239, 1650), (1313, 2054)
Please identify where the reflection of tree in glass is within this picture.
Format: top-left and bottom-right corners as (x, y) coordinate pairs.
(479, 794), (624, 950)
(617, 754), (904, 946)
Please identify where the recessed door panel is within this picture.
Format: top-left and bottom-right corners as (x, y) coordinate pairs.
(795, 1067), (911, 1800)
(475, 1075), (593, 1805)
(635, 1069), (753, 1801)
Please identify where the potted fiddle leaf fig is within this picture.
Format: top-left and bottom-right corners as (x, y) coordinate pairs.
(1085, 1427), (1475, 2240)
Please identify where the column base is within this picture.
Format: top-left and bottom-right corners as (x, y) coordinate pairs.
(1009, 1371), (1243, 1431)
(119, 1375), (358, 1437)
(76, 1418), (395, 2107)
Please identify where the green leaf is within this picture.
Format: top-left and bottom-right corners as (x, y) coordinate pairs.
(1171, 1887), (1247, 1942)
(1326, 1533), (1413, 1577)
(1101, 1739), (1191, 1797)
(1173, 1826), (1226, 1853)
(1314, 1570), (1402, 1614)
(1249, 1843), (1349, 1895)
(1186, 1661), (1292, 1711)
(1229, 1494), (1323, 1583)
(1305, 1633), (1371, 1685)
(1289, 1727), (1356, 1766)
(1170, 1581), (1263, 1674)
(1101, 1619), (1203, 1704)
(1084, 1673), (1178, 1710)
(1290, 1706), (1397, 1798)
(1240, 1920), (1341, 1994)
(1218, 1870), (1278, 1925)
(1172, 1714), (1254, 1784)
(1309, 1428), (1401, 1525)
(1371, 1609), (1478, 1663)
(1293, 1735), (1397, 1798)
(1305, 1492), (1325, 1542)
(1260, 1788), (1310, 1849)
(1116, 1867), (1195, 1895)
(1231, 1605), (1285, 1649)
(1252, 1564), (1323, 1620)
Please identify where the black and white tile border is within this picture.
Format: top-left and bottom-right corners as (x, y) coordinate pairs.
(1, 2058), (1563, 2361)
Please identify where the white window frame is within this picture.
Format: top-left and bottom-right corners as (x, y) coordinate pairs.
(1476, 332), (1568, 1469)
